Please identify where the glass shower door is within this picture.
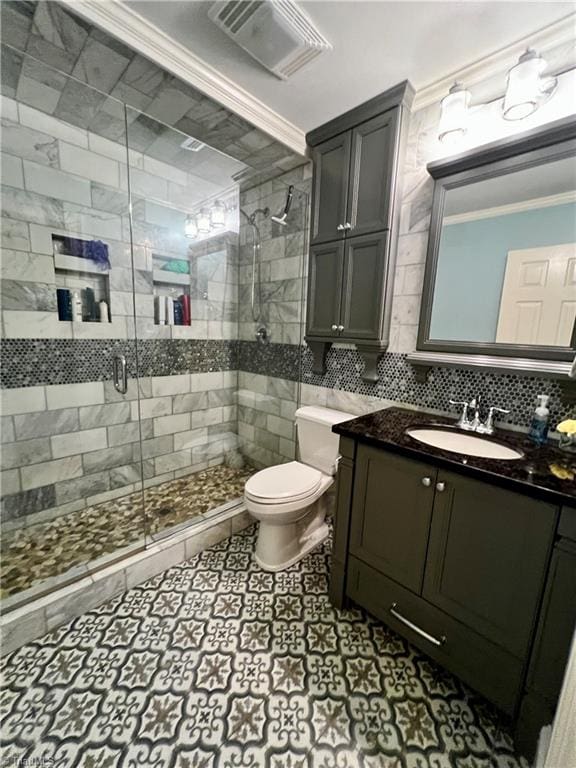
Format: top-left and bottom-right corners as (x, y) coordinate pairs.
(125, 106), (253, 541)
(0, 52), (147, 606)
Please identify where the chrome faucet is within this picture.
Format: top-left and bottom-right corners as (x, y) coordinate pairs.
(449, 397), (509, 435)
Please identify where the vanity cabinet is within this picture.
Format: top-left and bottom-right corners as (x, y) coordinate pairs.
(514, 509), (576, 759)
(305, 82), (414, 382)
(335, 440), (561, 716)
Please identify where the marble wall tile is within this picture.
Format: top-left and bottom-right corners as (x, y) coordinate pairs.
(3, 309), (67, 339)
(23, 159), (91, 205)
(51, 426), (107, 459)
(1, 436), (51, 470)
(172, 392), (209, 414)
(53, 79), (107, 130)
(107, 419), (153, 448)
(79, 402), (131, 430)
(0, 45), (23, 98)
(1, 416), (15, 443)
(1, 279), (57, 312)
(1, 468), (21, 497)
(131, 396), (172, 421)
(15, 74), (60, 114)
(18, 102), (88, 148)
(1, 186), (64, 227)
(31, 2), (90, 61)
(82, 444), (133, 474)
(1, 119), (58, 167)
(46, 381), (104, 410)
(155, 449), (192, 474)
(1, 484), (56, 521)
(151, 374), (190, 398)
(21, 454), (82, 491)
(2, 152), (24, 188)
(54, 469), (109, 505)
(1, 217), (30, 251)
(72, 37), (130, 93)
(1, 385), (46, 415)
(59, 140), (119, 187)
(134, 435), (173, 462)
(13, 407), (78, 440)
(0, 249), (54, 284)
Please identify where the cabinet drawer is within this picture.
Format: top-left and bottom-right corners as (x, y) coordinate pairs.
(347, 555), (523, 715)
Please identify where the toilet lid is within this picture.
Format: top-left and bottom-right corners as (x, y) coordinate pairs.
(245, 461), (323, 502)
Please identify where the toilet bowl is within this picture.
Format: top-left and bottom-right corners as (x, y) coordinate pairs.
(244, 406), (354, 571)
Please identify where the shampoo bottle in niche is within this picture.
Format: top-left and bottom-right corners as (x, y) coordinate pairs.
(72, 291), (83, 322)
(529, 394), (550, 446)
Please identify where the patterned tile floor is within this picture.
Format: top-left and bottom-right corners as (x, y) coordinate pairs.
(1, 465), (254, 598)
(0, 526), (528, 767)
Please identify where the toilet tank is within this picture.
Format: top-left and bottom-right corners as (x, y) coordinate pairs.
(295, 406), (355, 476)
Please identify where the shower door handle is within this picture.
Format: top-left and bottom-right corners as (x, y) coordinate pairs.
(113, 354), (128, 394)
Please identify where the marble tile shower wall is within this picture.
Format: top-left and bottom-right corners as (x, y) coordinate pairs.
(1, 371), (239, 534)
(0, 95), (244, 526)
(0, 1), (305, 184)
(235, 167), (311, 465)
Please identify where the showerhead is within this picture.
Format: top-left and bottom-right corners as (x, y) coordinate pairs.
(271, 185), (294, 226)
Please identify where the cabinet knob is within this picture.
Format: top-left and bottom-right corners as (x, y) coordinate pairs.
(331, 324), (338, 331)
(421, 477), (432, 487)
(338, 325), (344, 332)
(436, 481), (446, 492)
(344, 222), (352, 230)
(336, 224), (345, 231)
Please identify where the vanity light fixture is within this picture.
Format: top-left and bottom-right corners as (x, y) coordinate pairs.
(438, 82), (471, 144)
(210, 200), (226, 229)
(184, 215), (198, 239)
(503, 49), (557, 121)
(197, 208), (211, 235)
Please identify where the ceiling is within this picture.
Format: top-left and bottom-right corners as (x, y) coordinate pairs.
(123, 1), (575, 133)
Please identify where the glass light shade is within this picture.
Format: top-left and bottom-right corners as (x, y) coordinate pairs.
(210, 200), (226, 229)
(197, 208), (211, 234)
(184, 215), (198, 239)
(438, 83), (470, 143)
(503, 49), (556, 121)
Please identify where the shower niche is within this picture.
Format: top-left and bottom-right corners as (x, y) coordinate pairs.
(152, 252), (192, 326)
(52, 235), (112, 323)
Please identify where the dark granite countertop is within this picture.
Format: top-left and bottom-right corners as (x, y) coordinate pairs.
(333, 407), (576, 506)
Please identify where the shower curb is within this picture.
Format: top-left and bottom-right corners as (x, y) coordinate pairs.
(0, 507), (252, 657)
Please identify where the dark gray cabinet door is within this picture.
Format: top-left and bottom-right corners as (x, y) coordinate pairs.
(423, 472), (557, 658)
(526, 538), (576, 704)
(346, 108), (398, 237)
(307, 241), (345, 337)
(340, 231), (389, 339)
(311, 132), (351, 245)
(349, 446), (437, 594)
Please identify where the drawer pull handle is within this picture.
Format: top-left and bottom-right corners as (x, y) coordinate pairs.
(389, 602), (446, 647)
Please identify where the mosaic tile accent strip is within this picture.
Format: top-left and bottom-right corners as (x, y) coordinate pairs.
(302, 347), (572, 429)
(1, 464), (254, 598)
(0, 526), (528, 767)
(0, 339), (238, 388)
(238, 340), (302, 382)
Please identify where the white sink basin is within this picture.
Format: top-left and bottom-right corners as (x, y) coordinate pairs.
(406, 427), (524, 460)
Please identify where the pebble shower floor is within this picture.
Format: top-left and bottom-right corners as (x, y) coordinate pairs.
(0, 525), (529, 767)
(1, 465), (254, 598)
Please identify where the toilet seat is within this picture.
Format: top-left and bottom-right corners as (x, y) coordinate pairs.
(245, 461), (323, 504)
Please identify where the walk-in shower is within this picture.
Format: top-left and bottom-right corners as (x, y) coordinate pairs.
(0, 41), (308, 611)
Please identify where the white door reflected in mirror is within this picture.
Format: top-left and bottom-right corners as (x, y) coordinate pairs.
(496, 243), (576, 346)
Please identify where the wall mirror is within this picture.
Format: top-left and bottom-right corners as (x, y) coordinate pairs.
(414, 118), (576, 377)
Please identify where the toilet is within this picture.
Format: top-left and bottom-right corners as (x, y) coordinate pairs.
(244, 406), (355, 571)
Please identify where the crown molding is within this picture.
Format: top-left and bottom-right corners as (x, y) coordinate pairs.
(444, 190), (576, 225)
(59, 0), (307, 156)
(412, 12), (576, 111)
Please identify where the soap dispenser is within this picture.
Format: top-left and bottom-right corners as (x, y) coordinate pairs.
(529, 394), (550, 446)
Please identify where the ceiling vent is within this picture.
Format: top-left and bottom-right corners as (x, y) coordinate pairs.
(180, 137), (206, 152)
(208, 0), (331, 80)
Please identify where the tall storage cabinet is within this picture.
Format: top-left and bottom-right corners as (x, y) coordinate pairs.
(305, 81), (414, 381)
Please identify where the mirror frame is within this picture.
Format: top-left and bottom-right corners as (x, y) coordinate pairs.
(416, 116), (576, 371)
